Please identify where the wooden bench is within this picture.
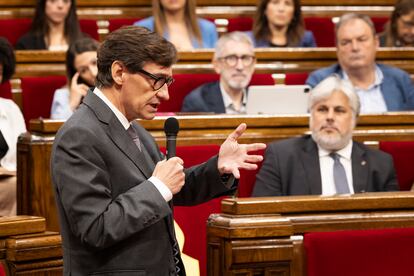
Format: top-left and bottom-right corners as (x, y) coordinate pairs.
(9, 48), (414, 110)
(207, 192), (414, 275)
(17, 113), (414, 231)
(0, 216), (62, 275)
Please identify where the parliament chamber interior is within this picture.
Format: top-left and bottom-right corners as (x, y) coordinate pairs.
(1, 0), (414, 275)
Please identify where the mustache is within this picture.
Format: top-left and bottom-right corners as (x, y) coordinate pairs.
(320, 124), (340, 132)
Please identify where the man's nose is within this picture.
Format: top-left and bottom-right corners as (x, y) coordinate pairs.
(157, 85), (169, 101)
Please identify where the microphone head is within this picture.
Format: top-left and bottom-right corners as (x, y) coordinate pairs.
(164, 117), (179, 136)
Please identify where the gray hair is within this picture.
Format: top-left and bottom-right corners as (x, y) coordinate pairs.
(213, 31), (254, 59)
(335, 13), (377, 42)
(308, 74), (361, 117)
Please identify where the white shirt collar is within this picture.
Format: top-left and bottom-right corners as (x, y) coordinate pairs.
(343, 65), (383, 90)
(93, 87), (130, 130)
(219, 82), (247, 110)
(318, 139), (353, 160)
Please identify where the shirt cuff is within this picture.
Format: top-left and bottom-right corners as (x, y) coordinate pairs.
(149, 176), (173, 202)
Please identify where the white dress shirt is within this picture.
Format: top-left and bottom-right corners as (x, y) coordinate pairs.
(0, 98), (27, 171)
(220, 83), (247, 114)
(343, 66), (387, 114)
(93, 87), (173, 201)
(318, 140), (354, 195)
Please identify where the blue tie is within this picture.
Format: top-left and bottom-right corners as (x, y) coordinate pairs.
(330, 152), (350, 194)
(127, 125), (141, 151)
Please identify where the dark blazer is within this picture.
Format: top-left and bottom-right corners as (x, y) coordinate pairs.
(181, 81), (226, 113)
(252, 135), (398, 196)
(15, 32), (47, 50)
(51, 92), (234, 275)
(306, 63), (414, 111)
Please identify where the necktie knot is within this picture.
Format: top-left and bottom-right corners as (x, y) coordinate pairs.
(329, 152), (340, 161)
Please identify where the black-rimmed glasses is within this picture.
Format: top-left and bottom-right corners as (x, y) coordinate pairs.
(218, 55), (256, 67)
(137, 69), (175, 91)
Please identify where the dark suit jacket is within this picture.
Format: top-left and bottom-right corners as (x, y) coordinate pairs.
(252, 136), (398, 196)
(51, 92), (234, 275)
(181, 81), (226, 113)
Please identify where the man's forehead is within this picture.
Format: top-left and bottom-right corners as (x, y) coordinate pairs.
(221, 41), (254, 54)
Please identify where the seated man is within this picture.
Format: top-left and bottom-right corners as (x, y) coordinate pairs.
(253, 74), (399, 197)
(181, 31), (256, 114)
(306, 13), (414, 113)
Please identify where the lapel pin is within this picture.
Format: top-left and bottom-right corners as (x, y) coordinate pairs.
(361, 160), (366, 166)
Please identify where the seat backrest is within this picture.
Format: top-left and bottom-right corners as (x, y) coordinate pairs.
(379, 141), (414, 191)
(227, 17), (253, 32)
(304, 17), (336, 47)
(372, 16), (389, 34)
(20, 76), (67, 126)
(0, 18), (32, 46)
(160, 144), (221, 276)
(0, 19), (98, 46)
(79, 19), (99, 41)
(304, 227), (414, 276)
(108, 18), (141, 33)
(285, 72), (309, 85)
(0, 81), (12, 99)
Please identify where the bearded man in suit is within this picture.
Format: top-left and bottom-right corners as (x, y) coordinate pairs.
(51, 26), (265, 276)
(252, 74), (398, 197)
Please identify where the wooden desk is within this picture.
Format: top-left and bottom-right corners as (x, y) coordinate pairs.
(207, 192), (414, 275)
(16, 113), (414, 231)
(0, 216), (62, 275)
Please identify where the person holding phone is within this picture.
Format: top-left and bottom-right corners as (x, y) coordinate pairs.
(51, 37), (99, 119)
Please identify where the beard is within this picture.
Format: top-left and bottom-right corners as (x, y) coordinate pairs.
(226, 75), (251, 91)
(312, 129), (352, 151)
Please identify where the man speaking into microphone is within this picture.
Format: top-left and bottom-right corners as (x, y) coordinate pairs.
(51, 26), (266, 276)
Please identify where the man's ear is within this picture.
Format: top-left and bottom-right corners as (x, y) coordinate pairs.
(111, 61), (125, 85)
(213, 59), (222, 74)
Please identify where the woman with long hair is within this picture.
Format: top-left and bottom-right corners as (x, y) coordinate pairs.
(16, 0), (84, 50)
(51, 37), (99, 119)
(134, 0), (218, 50)
(380, 0), (414, 47)
(248, 0), (316, 47)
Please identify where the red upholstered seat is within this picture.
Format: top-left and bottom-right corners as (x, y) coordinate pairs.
(20, 76), (66, 126)
(304, 17), (335, 47)
(372, 16), (389, 34)
(285, 72), (309, 85)
(0, 18), (98, 46)
(379, 141), (414, 191)
(227, 17), (253, 32)
(160, 144), (221, 276)
(0, 18), (32, 46)
(0, 81), (12, 99)
(0, 263), (6, 276)
(305, 228), (414, 276)
(79, 19), (99, 41)
(158, 73), (274, 112)
(108, 18), (141, 33)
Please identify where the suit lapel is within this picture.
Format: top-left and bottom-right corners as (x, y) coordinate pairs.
(83, 92), (153, 178)
(351, 142), (369, 193)
(205, 82), (226, 113)
(300, 137), (323, 195)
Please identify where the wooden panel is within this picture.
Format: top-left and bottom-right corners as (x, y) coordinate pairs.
(207, 193), (414, 275)
(0, 216), (45, 238)
(220, 191), (414, 215)
(6, 232), (62, 262)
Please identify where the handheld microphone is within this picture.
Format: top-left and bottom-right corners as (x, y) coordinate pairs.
(164, 117), (179, 160)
